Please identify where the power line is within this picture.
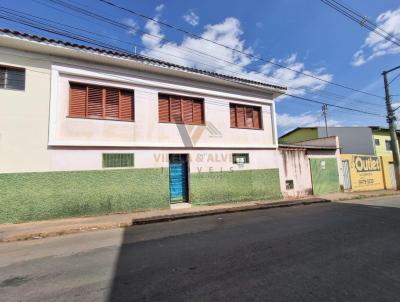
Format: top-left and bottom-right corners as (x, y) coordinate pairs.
(320, 0), (400, 47)
(284, 93), (381, 116)
(326, 0), (400, 45)
(389, 72), (400, 84)
(96, 0), (384, 100)
(0, 6), (138, 48)
(33, 0), (384, 109)
(0, 6), (257, 78)
(0, 43), (380, 117)
(0, 9), (384, 117)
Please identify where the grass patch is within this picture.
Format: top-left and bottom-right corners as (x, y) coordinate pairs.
(0, 168), (169, 223)
(190, 169), (281, 205)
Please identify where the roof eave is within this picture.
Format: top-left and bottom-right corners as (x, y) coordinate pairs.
(0, 29), (287, 95)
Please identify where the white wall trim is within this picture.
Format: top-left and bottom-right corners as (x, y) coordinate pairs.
(52, 64), (274, 104)
(48, 140), (278, 149)
(271, 101), (278, 146)
(48, 68), (59, 146)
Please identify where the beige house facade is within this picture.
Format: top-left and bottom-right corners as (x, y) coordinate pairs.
(0, 29), (286, 221)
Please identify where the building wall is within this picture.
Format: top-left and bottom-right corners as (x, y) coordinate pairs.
(372, 131), (393, 156)
(381, 154), (395, 190)
(190, 169), (281, 205)
(0, 48), (52, 173)
(0, 168), (170, 223)
(47, 148), (278, 172)
(0, 149), (280, 223)
(340, 154), (385, 191)
(279, 128), (318, 144)
(50, 64), (276, 150)
(0, 47), (278, 174)
(278, 144), (341, 198)
(317, 127), (374, 155)
(278, 148), (313, 198)
(280, 127), (376, 155)
(0, 46), (282, 221)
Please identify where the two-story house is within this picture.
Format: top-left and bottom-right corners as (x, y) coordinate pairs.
(0, 29), (286, 222)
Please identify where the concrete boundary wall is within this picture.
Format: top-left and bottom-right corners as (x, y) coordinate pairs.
(340, 154), (387, 192)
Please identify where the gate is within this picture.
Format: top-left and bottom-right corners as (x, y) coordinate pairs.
(389, 162), (397, 189)
(169, 154), (189, 203)
(342, 160), (352, 190)
(310, 158), (340, 195)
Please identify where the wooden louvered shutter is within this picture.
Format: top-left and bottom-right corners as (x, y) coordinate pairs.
(230, 104), (237, 127)
(105, 87), (119, 119)
(170, 96), (183, 123)
(193, 100), (203, 124)
(253, 107), (261, 129)
(70, 83), (87, 117)
(120, 90), (134, 121)
(158, 94), (170, 122)
(182, 98), (193, 123)
(236, 105), (245, 128)
(245, 107), (253, 128)
(87, 86), (103, 117)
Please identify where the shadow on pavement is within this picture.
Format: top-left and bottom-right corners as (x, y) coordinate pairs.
(107, 202), (400, 302)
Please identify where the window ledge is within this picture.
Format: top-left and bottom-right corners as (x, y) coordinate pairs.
(67, 116), (135, 122)
(230, 126), (264, 130)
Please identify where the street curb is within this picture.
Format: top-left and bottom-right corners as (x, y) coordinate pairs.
(0, 198), (329, 243)
(131, 198), (330, 225)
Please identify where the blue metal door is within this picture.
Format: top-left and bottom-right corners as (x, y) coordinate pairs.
(169, 155), (188, 202)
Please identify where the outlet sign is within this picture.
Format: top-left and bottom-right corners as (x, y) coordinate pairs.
(352, 155), (381, 173)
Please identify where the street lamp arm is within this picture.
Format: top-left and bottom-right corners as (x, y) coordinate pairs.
(383, 65), (400, 75)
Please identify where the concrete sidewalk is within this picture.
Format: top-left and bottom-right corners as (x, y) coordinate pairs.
(0, 190), (399, 243)
(316, 189), (400, 201)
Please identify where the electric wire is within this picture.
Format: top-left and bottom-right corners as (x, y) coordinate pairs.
(26, 0), (385, 108)
(320, 0), (400, 47)
(95, 0), (385, 100)
(0, 6), (384, 116)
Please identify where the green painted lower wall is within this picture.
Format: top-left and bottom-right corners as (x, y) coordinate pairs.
(190, 169), (281, 205)
(0, 168), (169, 223)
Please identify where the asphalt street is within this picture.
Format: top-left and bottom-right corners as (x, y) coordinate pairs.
(1, 197), (400, 301)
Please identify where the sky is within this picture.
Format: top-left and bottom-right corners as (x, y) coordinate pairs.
(1, 0), (400, 135)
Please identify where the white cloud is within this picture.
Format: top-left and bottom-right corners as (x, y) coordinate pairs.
(351, 7), (400, 66)
(277, 112), (340, 133)
(155, 4), (165, 12)
(248, 54), (333, 97)
(141, 5), (165, 49)
(183, 10), (199, 26)
(140, 17), (332, 97)
(123, 18), (138, 35)
(142, 17), (164, 49)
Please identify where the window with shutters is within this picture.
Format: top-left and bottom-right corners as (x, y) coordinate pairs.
(158, 93), (204, 125)
(69, 82), (134, 121)
(229, 103), (262, 129)
(0, 65), (25, 91)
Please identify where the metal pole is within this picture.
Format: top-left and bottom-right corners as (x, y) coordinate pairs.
(322, 104), (328, 137)
(383, 69), (400, 190)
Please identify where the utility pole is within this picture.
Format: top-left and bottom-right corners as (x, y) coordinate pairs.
(383, 66), (400, 190)
(322, 104), (329, 137)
